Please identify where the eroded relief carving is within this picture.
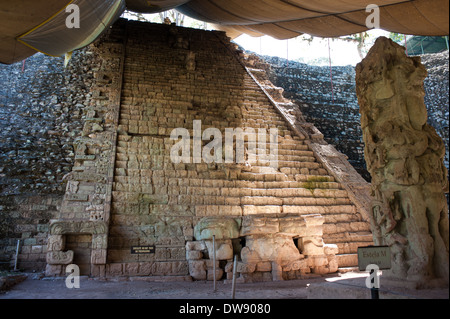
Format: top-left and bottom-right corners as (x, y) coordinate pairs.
(356, 37), (449, 286)
(47, 250), (74, 265)
(49, 220), (108, 236)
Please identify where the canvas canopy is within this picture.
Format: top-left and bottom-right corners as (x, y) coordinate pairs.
(1, 0), (448, 64)
(0, 0), (125, 64)
(177, 0), (449, 39)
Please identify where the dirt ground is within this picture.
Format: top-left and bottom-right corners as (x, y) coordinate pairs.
(0, 273), (322, 300)
(0, 271), (447, 318)
(0, 271), (448, 300)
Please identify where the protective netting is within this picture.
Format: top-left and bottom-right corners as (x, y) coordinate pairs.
(18, 0), (125, 57)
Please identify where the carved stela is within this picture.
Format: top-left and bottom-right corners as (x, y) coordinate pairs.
(356, 37), (449, 287)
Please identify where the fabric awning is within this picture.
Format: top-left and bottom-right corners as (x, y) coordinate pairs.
(176, 0), (449, 39)
(1, 0), (448, 64)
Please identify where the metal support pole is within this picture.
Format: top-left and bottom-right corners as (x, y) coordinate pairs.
(14, 239), (20, 271)
(231, 254), (237, 299)
(370, 268), (379, 299)
(404, 35), (408, 56)
(286, 39), (289, 67)
(213, 235), (216, 292)
(328, 38), (334, 104)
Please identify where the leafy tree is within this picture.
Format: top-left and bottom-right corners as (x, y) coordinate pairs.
(388, 32), (407, 45)
(338, 32), (370, 59)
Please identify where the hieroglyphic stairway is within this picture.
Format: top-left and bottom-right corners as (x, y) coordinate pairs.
(45, 19), (373, 281)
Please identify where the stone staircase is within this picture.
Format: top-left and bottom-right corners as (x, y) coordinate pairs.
(106, 20), (372, 279)
(238, 69), (373, 272)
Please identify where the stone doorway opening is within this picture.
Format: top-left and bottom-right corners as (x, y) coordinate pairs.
(65, 234), (92, 276)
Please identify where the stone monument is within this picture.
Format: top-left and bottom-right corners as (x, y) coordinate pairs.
(355, 37), (449, 287)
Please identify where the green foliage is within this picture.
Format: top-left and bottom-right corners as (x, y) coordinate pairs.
(388, 32), (406, 45)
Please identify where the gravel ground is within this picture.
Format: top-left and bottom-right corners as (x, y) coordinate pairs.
(1, 271), (447, 318)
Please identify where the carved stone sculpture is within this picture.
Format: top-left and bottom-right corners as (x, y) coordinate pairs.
(356, 37), (449, 287)
(47, 250), (74, 265)
(194, 217), (240, 240)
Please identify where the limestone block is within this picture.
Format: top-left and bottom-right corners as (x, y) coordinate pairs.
(278, 216), (307, 236)
(47, 235), (64, 252)
(224, 261), (234, 273)
(49, 220), (108, 236)
(204, 260), (220, 269)
(324, 244), (339, 256)
(302, 214), (325, 237)
(299, 236), (325, 256)
(308, 255), (329, 268)
(186, 250), (203, 260)
(138, 262), (153, 276)
(107, 263), (123, 276)
(240, 216), (279, 236)
(304, 214), (325, 228)
(194, 217), (240, 240)
(336, 254), (358, 268)
(46, 250), (74, 265)
(242, 205), (281, 215)
(124, 262), (140, 276)
(207, 268), (224, 281)
(45, 264), (64, 276)
(91, 265), (105, 277)
(188, 260), (206, 280)
(205, 239), (233, 260)
(281, 259), (306, 272)
(152, 261), (188, 276)
(91, 249), (107, 265)
(256, 261), (272, 272)
(312, 266), (330, 275)
(241, 235), (302, 263)
(92, 234), (108, 250)
(326, 255), (339, 273)
(185, 240), (206, 251)
(271, 262), (283, 281)
(236, 262), (256, 273)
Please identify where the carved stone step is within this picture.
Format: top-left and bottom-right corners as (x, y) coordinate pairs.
(335, 254), (359, 268)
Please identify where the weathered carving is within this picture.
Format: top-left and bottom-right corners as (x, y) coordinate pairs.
(194, 217), (240, 240)
(91, 249), (107, 265)
(92, 234), (108, 250)
(49, 221), (108, 235)
(356, 37), (449, 286)
(66, 180), (79, 193)
(46, 250), (74, 265)
(47, 235), (64, 252)
(62, 171), (107, 183)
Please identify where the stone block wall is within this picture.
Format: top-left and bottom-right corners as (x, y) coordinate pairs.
(257, 56), (368, 180)
(0, 45), (99, 270)
(421, 51), (449, 172)
(100, 20), (373, 281)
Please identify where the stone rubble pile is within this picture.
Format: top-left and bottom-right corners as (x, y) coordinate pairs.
(0, 48), (99, 269)
(0, 49), (98, 196)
